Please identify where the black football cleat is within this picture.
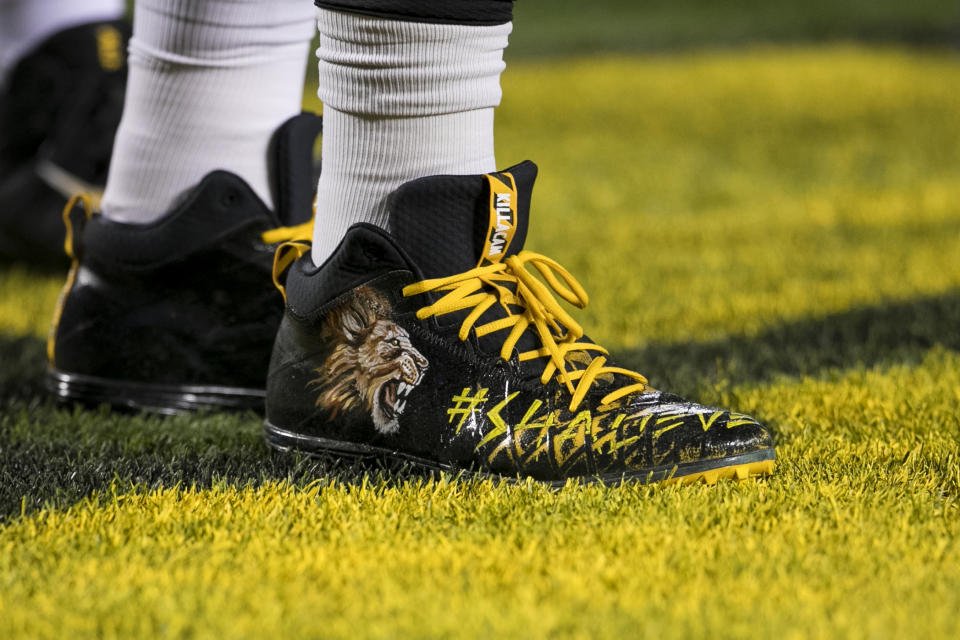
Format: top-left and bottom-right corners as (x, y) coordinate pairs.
(0, 19), (131, 270)
(265, 161), (776, 485)
(45, 112), (323, 414)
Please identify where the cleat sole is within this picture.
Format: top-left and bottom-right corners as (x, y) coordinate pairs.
(263, 421), (775, 487)
(663, 458), (776, 485)
(46, 368), (264, 415)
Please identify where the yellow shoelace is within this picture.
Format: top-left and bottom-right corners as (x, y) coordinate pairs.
(402, 250), (649, 412)
(262, 219), (316, 301)
(261, 219), (314, 245)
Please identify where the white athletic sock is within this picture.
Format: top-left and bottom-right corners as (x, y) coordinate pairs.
(311, 9), (512, 266)
(100, 0), (314, 224)
(0, 0), (126, 81)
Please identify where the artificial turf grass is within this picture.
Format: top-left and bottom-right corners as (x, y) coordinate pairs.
(1, 343), (957, 638)
(2, 350), (956, 638)
(2, 289), (956, 522)
(3, 286), (956, 524)
(496, 46), (960, 346)
(1, 45), (959, 637)
(0, 266), (63, 338)
(5, 47), (960, 344)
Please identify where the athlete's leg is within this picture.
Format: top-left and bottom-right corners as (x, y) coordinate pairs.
(310, 3), (512, 265)
(46, 0), (322, 412)
(100, 0), (315, 223)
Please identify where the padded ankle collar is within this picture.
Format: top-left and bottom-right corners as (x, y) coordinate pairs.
(82, 171), (275, 269)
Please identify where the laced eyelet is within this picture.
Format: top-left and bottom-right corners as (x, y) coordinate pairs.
(403, 250), (649, 411)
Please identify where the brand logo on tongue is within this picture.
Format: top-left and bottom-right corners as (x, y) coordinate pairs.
(479, 173), (518, 267)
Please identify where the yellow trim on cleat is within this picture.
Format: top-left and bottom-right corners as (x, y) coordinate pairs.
(47, 194), (94, 366)
(664, 459), (776, 486)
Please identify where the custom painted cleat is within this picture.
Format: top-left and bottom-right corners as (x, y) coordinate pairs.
(0, 19), (130, 270)
(265, 161), (775, 485)
(45, 112), (323, 414)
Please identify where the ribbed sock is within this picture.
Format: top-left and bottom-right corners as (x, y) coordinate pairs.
(0, 0), (126, 81)
(100, 0), (314, 224)
(311, 9), (512, 266)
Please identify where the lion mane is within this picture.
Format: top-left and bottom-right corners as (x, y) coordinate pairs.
(309, 286), (428, 434)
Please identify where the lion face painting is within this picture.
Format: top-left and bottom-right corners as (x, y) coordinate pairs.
(309, 286), (429, 434)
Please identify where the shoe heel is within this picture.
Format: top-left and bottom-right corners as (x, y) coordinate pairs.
(263, 420), (378, 461)
(46, 368), (265, 415)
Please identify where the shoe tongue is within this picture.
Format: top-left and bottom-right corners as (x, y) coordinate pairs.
(387, 161), (538, 279)
(268, 112), (324, 226)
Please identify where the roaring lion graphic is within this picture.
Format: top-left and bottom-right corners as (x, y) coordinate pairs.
(309, 286), (428, 434)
